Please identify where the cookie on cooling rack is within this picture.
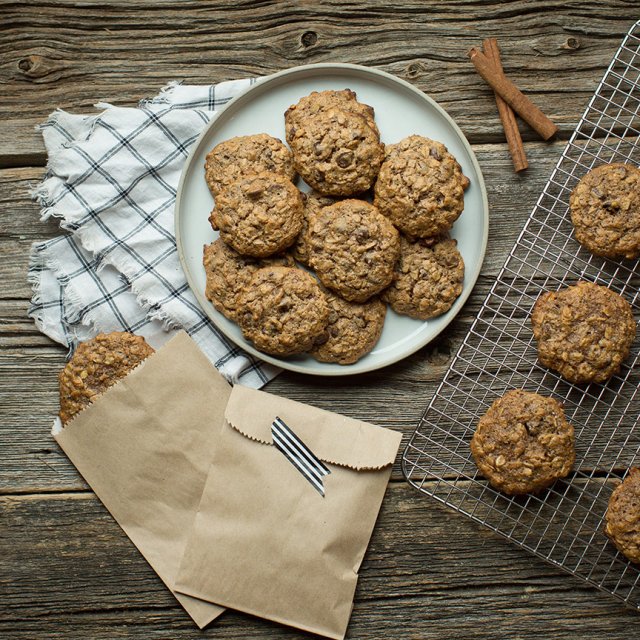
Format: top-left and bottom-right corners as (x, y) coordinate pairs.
(470, 389), (575, 496)
(569, 163), (640, 260)
(203, 239), (294, 322)
(382, 234), (464, 320)
(309, 291), (386, 365)
(373, 135), (470, 239)
(288, 107), (384, 196)
(531, 281), (636, 384)
(308, 199), (400, 303)
(605, 467), (640, 564)
(59, 332), (155, 425)
(204, 133), (295, 197)
(237, 266), (329, 357)
(209, 172), (303, 257)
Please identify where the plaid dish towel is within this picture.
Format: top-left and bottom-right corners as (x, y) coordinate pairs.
(28, 79), (281, 387)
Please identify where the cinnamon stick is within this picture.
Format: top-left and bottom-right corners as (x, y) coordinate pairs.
(468, 47), (558, 141)
(483, 38), (528, 173)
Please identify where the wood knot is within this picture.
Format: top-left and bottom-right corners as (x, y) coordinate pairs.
(17, 54), (54, 79)
(561, 37), (580, 51)
(405, 62), (426, 79)
(301, 31), (317, 48)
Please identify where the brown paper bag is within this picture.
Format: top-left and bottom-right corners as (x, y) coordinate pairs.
(53, 331), (228, 628)
(175, 384), (402, 640)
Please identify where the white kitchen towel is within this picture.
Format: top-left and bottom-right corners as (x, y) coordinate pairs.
(28, 78), (281, 386)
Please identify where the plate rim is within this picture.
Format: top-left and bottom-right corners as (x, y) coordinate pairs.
(175, 62), (489, 376)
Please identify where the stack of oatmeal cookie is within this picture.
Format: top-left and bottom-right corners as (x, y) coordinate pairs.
(202, 89), (471, 364)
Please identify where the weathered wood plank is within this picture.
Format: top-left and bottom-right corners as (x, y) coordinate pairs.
(2, 485), (640, 639)
(0, 0), (636, 165)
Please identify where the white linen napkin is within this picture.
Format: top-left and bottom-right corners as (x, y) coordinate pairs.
(28, 78), (281, 387)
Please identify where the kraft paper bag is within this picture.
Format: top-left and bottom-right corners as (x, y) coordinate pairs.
(175, 384), (403, 640)
(53, 331), (228, 628)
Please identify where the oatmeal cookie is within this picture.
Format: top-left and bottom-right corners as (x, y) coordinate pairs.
(204, 133), (295, 197)
(373, 135), (470, 239)
(237, 266), (329, 356)
(59, 332), (155, 425)
(569, 163), (640, 260)
(309, 292), (386, 364)
(605, 467), (640, 564)
(290, 191), (339, 266)
(382, 235), (464, 320)
(308, 199), (400, 302)
(285, 89), (378, 144)
(203, 239), (294, 322)
(531, 281), (636, 384)
(470, 389), (575, 495)
(209, 171), (303, 257)
(288, 107), (384, 196)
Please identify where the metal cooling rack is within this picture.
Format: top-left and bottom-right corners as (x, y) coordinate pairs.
(402, 20), (640, 609)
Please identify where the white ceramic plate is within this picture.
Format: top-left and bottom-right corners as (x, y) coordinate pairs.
(175, 63), (489, 376)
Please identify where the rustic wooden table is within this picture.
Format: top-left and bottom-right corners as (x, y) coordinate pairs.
(2, 2), (640, 638)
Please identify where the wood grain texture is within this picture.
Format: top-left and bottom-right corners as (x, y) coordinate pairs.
(0, 1), (638, 166)
(3, 487), (640, 639)
(2, 2), (640, 638)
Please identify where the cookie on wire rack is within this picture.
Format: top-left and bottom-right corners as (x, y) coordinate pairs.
(605, 467), (640, 564)
(569, 163), (640, 260)
(470, 389), (575, 496)
(531, 281), (636, 384)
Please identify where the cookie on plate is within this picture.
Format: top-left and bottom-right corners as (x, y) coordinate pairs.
(285, 89), (379, 144)
(290, 191), (339, 266)
(373, 135), (470, 239)
(308, 199), (400, 303)
(531, 281), (636, 384)
(569, 163), (640, 260)
(309, 292), (386, 364)
(59, 332), (155, 425)
(470, 389), (575, 495)
(204, 133), (295, 197)
(288, 107), (384, 196)
(203, 239), (294, 322)
(237, 266), (329, 357)
(382, 234), (464, 320)
(209, 171), (303, 257)
(605, 467), (640, 564)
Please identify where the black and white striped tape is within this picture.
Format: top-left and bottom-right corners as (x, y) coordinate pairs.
(272, 416), (331, 497)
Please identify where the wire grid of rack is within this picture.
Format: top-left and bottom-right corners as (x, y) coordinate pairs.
(402, 21), (640, 609)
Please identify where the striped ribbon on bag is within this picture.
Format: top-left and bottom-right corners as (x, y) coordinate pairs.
(271, 417), (331, 497)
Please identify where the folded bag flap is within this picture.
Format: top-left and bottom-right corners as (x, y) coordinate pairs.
(224, 385), (402, 471)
